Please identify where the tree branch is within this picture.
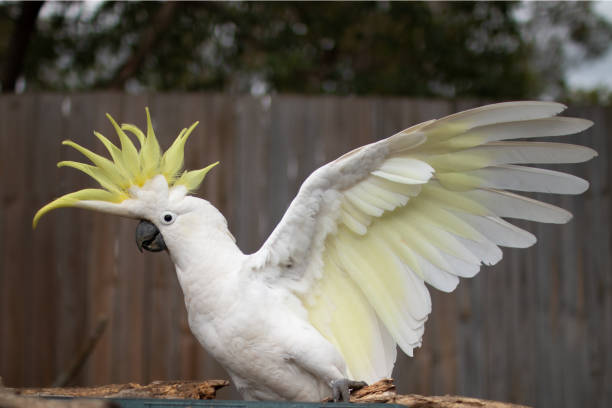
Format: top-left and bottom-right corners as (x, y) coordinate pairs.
(52, 316), (109, 387)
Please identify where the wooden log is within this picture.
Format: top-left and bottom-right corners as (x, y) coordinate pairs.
(0, 393), (112, 408)
(15, 379), (229, 400)
(14, 378), (529, 407)
(0, 380), (112, 408)
(349, 379), (531, 408)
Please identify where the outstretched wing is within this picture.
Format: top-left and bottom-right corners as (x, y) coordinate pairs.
(246, 102), (596, 383)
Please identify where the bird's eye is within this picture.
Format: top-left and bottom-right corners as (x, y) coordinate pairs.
(160, 211), (176, 225)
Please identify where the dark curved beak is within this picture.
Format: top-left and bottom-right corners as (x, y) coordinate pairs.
(136, 220), (167, 252)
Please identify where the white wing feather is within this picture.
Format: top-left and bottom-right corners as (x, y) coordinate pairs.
(246, 101), (596, 383)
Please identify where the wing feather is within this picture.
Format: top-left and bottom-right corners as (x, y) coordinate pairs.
(433, 101), (566, 128)
(425, 142), (596, 172)
(437, 165), (590, 194)
(456, 116), (593, 144)
(462, 189), (572, 223)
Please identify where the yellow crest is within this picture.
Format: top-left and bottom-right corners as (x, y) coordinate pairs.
(33, 108), (218, 227)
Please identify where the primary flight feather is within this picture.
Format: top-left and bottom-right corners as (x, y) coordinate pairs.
(34, 102), (596, 401)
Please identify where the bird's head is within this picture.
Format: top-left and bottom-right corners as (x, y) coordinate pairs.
(33, 108), (218, 254)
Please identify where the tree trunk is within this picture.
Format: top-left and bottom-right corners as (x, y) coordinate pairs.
(1, 1), (44, 93)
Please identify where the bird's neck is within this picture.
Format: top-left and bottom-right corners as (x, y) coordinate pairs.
(165, 204), (246, 314)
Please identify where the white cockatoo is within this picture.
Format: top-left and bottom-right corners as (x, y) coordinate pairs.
(34, 102), (596, 402)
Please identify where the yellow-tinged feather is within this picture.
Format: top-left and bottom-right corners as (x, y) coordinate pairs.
(377, 157), (434, 182)
(359, 179), (408, 208)
(367, 176), (421, 197)
(121, 123), (145, 146)
(374, 224), (424, 279)
(335, 230), (424, 334)
(410, 201), (487, 243)
(57, 161), (123, 194)
(388, 131), (427, 153)
(92, 131), (133, 181)
(420, 183), (490, 215)
(140, 107), (163, 180)
(161, 121), (199, 180)
(358, 235), (408, 301)
(434, 170), (485, 191)
(333, 235), (401, 322)
(175, 162), (219, 191)
(425, 151), (491, 172)
(62, 140), (129, 189)
(408, 216), (481, 265)
(422, 122), (470, 142)
(308, 249), (382, 381)
(106, 114), (140, 178)
(426, 142), (596, 173)
(340, 210), (368, 235)
(350, 184), (395, 212)
(33, 189), (125, 228)
(393, 216), (453, 274)
(371, 170), (428, 185)
(413, 133), (487, 153)
(93, 131), (124, 165)
(341, 199), (372, 227)
(344, 190), (384, 217)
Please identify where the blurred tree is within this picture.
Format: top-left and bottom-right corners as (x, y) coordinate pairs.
(520, 1), (612, 99)
(1, 1), (611, 99)
(108, 2), (178, 89)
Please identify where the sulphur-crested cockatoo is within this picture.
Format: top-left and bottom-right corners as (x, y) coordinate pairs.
(34, 102), (596, 401)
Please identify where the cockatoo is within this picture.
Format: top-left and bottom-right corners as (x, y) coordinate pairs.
(34, 102), (596, 402)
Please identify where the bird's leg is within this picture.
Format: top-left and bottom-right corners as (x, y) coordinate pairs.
(331, 379), (367, 402)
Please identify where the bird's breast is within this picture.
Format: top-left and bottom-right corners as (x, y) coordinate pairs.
(183, 285), (332, 401)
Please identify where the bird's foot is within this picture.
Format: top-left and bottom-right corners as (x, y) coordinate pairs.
(331, 378), (367, 402)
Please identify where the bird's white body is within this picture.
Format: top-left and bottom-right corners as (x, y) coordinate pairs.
(35, 102), (597, 402)
(160, 199), (346, 400)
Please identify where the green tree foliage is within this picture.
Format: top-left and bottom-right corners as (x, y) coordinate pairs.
(1, 1), (611, 98)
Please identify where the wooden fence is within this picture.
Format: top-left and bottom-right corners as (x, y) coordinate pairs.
(0, 93), (610, 407)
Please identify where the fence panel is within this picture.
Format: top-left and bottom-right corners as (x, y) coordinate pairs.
(0, 93), (609, 407)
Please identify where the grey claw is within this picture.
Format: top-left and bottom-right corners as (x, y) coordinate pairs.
(331, 378), (368, 402)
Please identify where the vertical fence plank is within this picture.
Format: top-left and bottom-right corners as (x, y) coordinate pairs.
(0, 95), (35, 386)
(26, 94), (65, 386)
(237, 95), (272, 253)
